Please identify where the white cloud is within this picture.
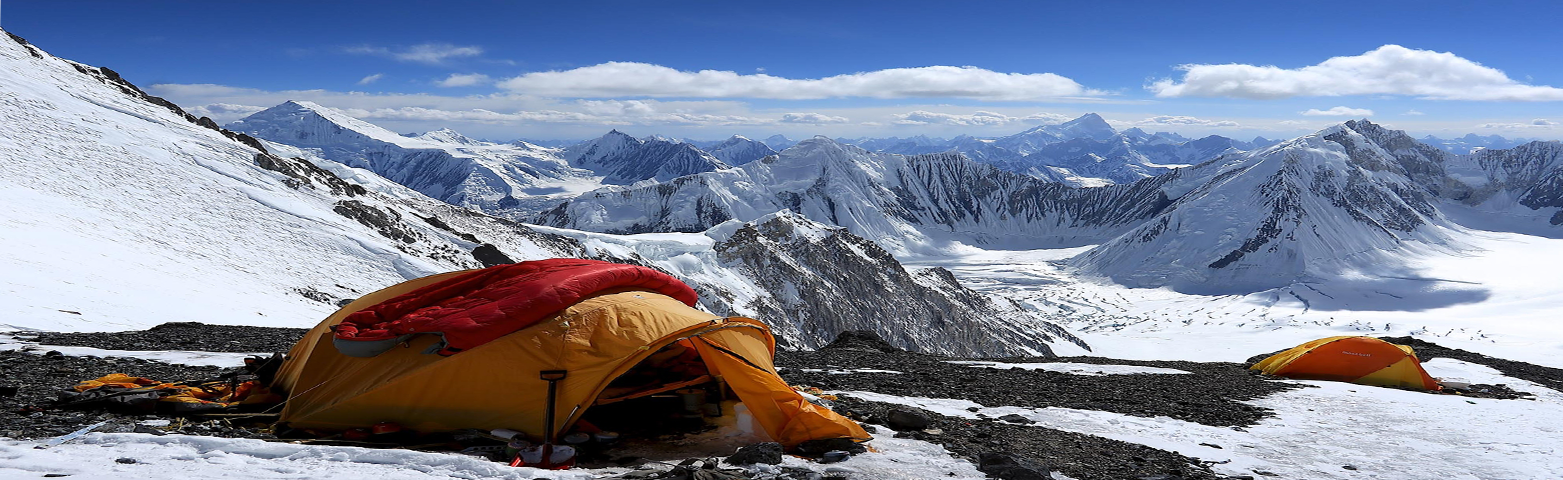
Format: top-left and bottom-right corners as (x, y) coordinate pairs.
(891, 110), (1068, 126)
(1479, 118), (1559, 129)
(1149, 45), (1563, 101)
(342, 107), (614, 125)
(357, 73), (384, 85)
(184, 103), (267, 122)
(1403, 109), (1425, 116)
(1133, 115), (1240, 127)
(577, 99), (659, 116)
(496, 62), (1102, 100)
(436, 73), (491, 87)
(1301, 106), (1374, 116)
(779, 112), (850, 124)
(345, 43), (484, 65)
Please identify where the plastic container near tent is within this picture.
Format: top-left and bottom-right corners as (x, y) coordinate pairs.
(1249, 336), (1441, 390)
(270, 259), (869, 449)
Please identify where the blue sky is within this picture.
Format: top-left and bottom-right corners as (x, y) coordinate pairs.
(5, 1), (1562, 141)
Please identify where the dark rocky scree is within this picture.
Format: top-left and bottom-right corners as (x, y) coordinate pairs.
(785, 344), (1298, 428)
(28, 322), (307, 353)
(1379, 336), (1563, 393)
(776, 338), (1307, 479)
(8, 325), (1556, 479)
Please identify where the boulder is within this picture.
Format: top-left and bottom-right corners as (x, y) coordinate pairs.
(885, 408), (931, 431)
(725, 442), (783, 465)
(978, 452), (1051, 480)
(822, 330), (901, 353)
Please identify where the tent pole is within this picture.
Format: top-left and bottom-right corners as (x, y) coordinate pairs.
(540, 370), (567, 445)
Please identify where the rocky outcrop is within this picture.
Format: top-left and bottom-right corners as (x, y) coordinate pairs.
(712, 213), (1083, 356)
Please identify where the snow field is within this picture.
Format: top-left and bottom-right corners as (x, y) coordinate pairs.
(916, 229), (1563, 369)
(841, 359), (1563, 480)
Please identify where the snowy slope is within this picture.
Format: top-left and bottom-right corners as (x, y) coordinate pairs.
(537, 137), (1172, 255)
(227, 101), (599, 219)
(0, 31), (577, 332)
(1072, 120), (1563, 294)
(1072, 122), (1462, 293)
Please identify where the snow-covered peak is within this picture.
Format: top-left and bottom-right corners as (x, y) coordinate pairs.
(1046, 113), (1118, 141)
(706, 134), (778, 165)
(763, 134), (798, 150)
(565, 129), (729, 185)
(228, 100), (442, 150)
(1072, 119), (1462, 293)
(414, 127), (482, 146)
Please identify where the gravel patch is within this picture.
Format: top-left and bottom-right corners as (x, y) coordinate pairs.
(779, 349), (1299, 428)
(24, 322), (306, 353)
(0, 349), (238, 439)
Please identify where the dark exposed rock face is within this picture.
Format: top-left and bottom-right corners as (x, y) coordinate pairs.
(713, 214), (1083, 357)
(333, 200), (419, 244)
(470, 243), (514, 267)
(1469, 141), (1563, 215)
(253, 153), (366, 197)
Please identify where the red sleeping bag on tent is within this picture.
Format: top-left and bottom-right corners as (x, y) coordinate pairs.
(332, 259), (699, 355)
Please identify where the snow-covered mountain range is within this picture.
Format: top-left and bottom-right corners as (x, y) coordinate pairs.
(537, 137), (1172, 254)
(226, 101), (598, 219)
(1421, 133), (1538, 154)
(842, 113), (1281, 187)
(0, 29), (1077, 357)
(541, 119), (1563, 295)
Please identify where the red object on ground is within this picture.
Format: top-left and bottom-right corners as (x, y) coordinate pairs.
(331, 259), (699, 355)
(371, 422), (402, 434)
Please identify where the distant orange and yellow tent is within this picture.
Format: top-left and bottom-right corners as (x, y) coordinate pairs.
(1250, 336), (1441, 390)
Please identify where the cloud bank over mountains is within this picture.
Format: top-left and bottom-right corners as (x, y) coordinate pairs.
(148, 44), (1562, 140)
(494, 63), (1104, 100)
(1150, 45), (1563, 101)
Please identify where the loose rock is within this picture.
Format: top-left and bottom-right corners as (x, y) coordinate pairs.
(725, 442), (783, 465)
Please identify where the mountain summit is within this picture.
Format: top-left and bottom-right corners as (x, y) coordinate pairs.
(563, 130), (730, 184)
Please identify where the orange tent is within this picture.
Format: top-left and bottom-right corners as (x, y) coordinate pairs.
(271, 265), (869, 448)
(1250, 336), (1441, 390)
